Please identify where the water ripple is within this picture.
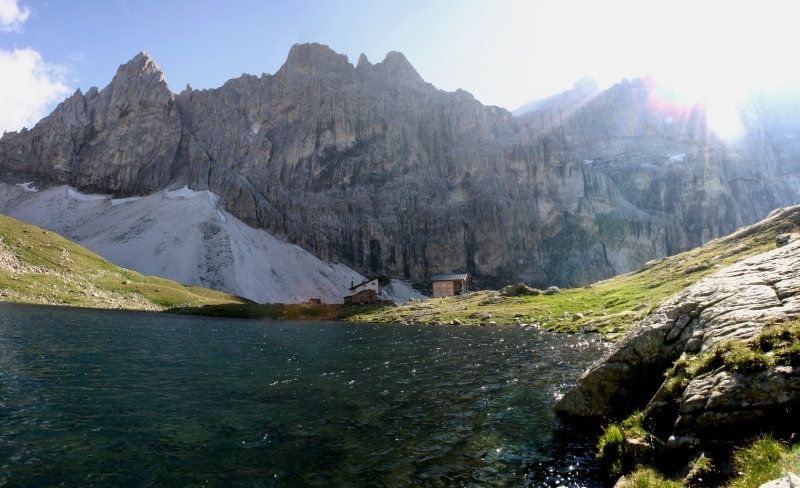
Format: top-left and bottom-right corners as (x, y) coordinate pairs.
(0, 302), (606, 487)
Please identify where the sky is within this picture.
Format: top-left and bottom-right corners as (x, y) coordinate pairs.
(1, 0), (799, 135)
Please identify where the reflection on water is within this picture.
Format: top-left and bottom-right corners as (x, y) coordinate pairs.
(0, 302), (606, 487)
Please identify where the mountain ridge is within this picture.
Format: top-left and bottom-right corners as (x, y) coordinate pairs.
(2, 43), (799, 290)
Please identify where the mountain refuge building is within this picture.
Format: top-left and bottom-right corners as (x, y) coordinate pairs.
(430, 274), (470, 298)
(344, 278), (380, 305)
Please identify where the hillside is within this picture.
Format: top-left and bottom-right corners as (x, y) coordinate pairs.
(1, 44), (799, 290)
(0, 212), (256, 311)
(0, 212), (351, 321)
(348, 205), (800, 340)
(553, 209), (800, 486)
(0, 182), (384, 304)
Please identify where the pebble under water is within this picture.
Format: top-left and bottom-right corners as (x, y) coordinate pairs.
(0, 302), (607, 487)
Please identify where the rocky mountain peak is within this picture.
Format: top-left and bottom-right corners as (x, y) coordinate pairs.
(1, 44), (799, 289)
(114, 51), (167, 86)
(513, 76), (600, 117)
(101, 51), (174, 111)
(277, 42), (355, 81)
(373, 51), (423, 84)
(572, 76), (599, 95)
(356, 53), (371, 70)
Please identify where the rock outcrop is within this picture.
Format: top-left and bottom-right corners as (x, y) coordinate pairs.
(2, 44), (800, 288)
(555, 205), (800, 446)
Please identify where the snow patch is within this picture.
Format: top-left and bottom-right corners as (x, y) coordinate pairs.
(381, 280), (426, 303)
(67, 188), (106, 202)
(111, 197), (142, 206)
(164, 186), (201, 200)
(667, 154), (685, 164)
(583, 160), (593, 165)
(216, 209), (226, 223)
(16, 182), (38, 192)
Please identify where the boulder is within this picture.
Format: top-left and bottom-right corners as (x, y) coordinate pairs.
(543, 286), (561, 295)
(479, 296), (504, 306)
(760, 473), (800, 488)
(499, 283), (540, 297)
(555, 235), (800, 419)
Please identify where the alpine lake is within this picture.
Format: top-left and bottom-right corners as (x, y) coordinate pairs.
(0, 302), (606, 487)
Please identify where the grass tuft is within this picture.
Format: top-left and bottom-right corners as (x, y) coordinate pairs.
(726, 436), (788, 488)
(596, 423), (625, 477)
(667, 320), (800, 384)
(616, 467), (683, 488)
(685, 453), (715, 487)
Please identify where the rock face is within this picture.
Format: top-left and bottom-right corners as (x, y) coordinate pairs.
(555, 206), (800, 445)
(1, 44), (800, 288)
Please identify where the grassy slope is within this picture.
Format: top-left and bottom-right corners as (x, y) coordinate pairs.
(3, 207), (795, 324)
(0, 213), (346, 319)
(0, 213), (254, 312)
(347, 209), (796, 338)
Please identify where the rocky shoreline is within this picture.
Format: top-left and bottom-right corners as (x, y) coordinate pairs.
(555, 205), (800, 485)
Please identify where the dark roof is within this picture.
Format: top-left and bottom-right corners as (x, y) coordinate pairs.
(430, 273), (469, 282)
(349, 278), (378, 291)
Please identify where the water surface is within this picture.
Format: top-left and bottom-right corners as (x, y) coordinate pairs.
(0, 303), (605, 487)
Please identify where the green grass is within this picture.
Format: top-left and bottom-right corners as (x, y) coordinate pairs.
(616, 467), (683, 488)
(620, 410), (655, 442)
(345, 211), (796, 338)
(0, 213), (356, 320)
(685, 453), (715, 487)
(725, 436), (800, 488)
(596, 410), (661, 478)
(596, 423), (625, 477)
(668, 320), (800, 385)
(0, 213), (253, 314)
(620, 437), (800, 488)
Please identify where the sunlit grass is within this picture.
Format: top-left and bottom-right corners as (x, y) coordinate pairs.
(0, 213), (249, 313)
(725, 436), (800, 488)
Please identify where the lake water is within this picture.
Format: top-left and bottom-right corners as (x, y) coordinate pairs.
(0, 303), (606, 487)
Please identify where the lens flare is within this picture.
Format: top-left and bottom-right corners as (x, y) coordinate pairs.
(643, 75), (746, 140)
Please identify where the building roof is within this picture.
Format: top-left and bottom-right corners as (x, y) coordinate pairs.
(349, 278), (378, 291)
(430, 273), (469, 282)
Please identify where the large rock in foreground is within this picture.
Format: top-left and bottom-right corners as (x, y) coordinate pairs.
(555, 206), (800, 419)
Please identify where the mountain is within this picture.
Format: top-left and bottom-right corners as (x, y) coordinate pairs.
(0, 182), (366, 304)
(0, 182), (423, 304)
(1, 44), (799, 290)
(512, 76), (599, 117)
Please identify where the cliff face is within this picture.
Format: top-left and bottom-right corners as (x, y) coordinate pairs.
(1, 44), (799, 288)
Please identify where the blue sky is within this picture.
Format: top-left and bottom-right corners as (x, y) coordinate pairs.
(1, 0), (799, 134)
